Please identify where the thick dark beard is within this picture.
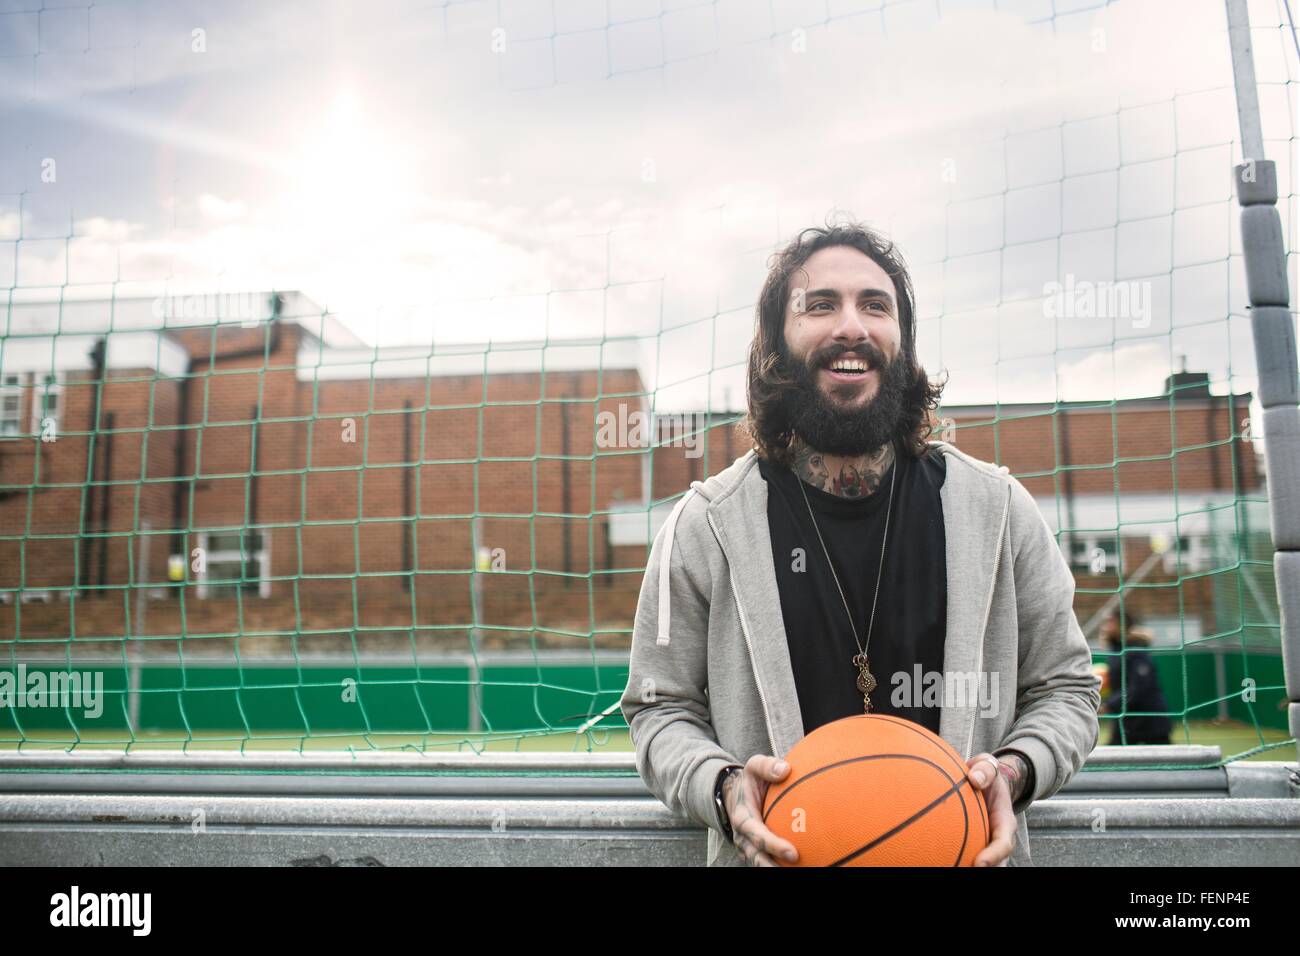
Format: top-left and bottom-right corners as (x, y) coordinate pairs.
(778, 344), (911, 458)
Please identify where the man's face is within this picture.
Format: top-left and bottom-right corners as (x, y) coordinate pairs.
(778, 245), (908, 457)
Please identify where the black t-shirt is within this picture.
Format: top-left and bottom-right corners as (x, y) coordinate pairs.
(758, 445), (948, 736)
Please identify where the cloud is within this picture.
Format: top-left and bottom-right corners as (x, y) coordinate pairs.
(74, 217), (143, 241)
(1, 0), (1285, 412)
(196, 194), (248, 222)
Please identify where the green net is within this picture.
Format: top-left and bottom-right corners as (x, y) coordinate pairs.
(0, 0), (1296, 769)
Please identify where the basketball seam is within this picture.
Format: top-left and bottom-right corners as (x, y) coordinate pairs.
(840, 714), (991, 840)
(830, 774), (973, 868)
(764, 715), (990, 864)
(763, 751), (958, 824)
(762, 752), (974, 866)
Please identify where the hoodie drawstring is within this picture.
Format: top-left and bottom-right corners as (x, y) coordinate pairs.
(656, 482), (705, 646)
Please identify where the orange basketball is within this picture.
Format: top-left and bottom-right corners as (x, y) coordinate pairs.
(761, 714), (990, 867)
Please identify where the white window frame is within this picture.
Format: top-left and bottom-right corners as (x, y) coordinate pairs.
(1162, 534), (1212, 574)
(30, 371), (63, 435)
(0, 372), (22, 437)
(196, 530), (271, 599)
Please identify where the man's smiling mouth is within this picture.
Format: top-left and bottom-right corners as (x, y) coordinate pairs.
(820, 353), (877, 383)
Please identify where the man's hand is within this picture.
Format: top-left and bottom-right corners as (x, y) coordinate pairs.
(721, 754), (800, 867)
(967, 752), (1017, 867)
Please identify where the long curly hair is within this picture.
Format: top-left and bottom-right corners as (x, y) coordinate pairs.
(735, 217), (946, 467)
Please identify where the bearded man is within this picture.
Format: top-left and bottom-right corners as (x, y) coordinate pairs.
(620, 221), (1100, 867)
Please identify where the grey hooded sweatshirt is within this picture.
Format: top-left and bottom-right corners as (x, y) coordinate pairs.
(619, 439), (1101, 866)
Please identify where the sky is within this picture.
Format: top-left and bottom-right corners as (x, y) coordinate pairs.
(0, 0), (1296, 415)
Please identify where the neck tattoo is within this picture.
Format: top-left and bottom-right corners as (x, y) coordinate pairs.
(791, 437), (896, 499)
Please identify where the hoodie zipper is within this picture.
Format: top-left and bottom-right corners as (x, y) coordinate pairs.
(705, 508), (779, 757)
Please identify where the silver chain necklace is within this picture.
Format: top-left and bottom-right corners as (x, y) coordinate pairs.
(794, 451), (897, 714)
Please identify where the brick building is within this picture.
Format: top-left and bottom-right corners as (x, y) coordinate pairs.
(634, 372), (1269, 651)
(0, 292), (655, 653)
(0, 291), (1268, 658)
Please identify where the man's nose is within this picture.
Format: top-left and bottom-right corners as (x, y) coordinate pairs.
(830, 303), (871, 343)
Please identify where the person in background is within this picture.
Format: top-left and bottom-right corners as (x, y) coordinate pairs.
(1100, 608), (1173, 745)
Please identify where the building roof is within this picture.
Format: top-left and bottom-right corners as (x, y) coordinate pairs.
(0, 290), (363, 377)
(297, 336), (643, 381)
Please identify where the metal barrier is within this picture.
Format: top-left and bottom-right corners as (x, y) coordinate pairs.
(0, 747), (1296, 866)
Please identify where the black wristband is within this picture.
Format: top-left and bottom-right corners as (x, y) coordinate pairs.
(713, 764), (744, 843)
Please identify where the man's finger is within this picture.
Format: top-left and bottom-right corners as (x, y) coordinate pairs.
(974, 824), (1016, 866)
(735, 811), (799, 864)
(973, 772), (1017, 866)
(974, 828), (1016, 867)
(748, 753), (791, 782)
(736, 791), (800, 862)
(735, 831), (777, 867)
(966, 752), (1000, 789)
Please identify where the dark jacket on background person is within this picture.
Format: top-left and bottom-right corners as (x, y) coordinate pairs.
(1103, 625), (1173, 744)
